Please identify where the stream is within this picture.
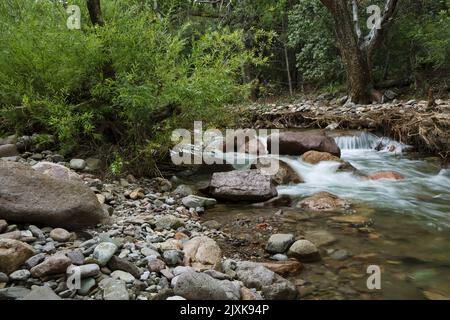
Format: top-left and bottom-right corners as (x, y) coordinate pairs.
(198, 131), (450, 300)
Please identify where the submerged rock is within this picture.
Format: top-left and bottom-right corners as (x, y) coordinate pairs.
(296, 192), (350, 212)
(368, 171), (404, 181)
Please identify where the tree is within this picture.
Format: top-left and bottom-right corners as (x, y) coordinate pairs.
(86, 0), (104, 26)
(320, 0), (399, 103)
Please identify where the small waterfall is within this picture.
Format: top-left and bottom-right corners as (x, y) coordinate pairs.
(334, 132), (406, 152)
(334, 132), (381, 150)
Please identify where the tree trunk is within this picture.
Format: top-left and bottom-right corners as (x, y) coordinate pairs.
(86, 0), (104, 26)
(330, 0), (373, 104)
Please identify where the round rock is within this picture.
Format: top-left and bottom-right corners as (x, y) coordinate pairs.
(49, 228), (71, 242)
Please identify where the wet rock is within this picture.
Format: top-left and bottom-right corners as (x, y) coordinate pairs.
(22, 286), (61, 300)
(234, 261), (298, 300)
(368, 171), (404, 181)
(0, 239), (35, 274)
(183, 236), (222, 271)
(268, 131), (341, 157)
(301, 150), (341, 164)
(9, 269), (31, 281)
(287, 240), (321, 262)
(173, 272), (236, 300)
(30, 254), (72, 278)
(266, 234), (295, 254)
(304, 230), (337, 247)
(0, 161), (108, 229)
(49, 228), (71, 242)
(329, 215), (372, 227)
(69, 159), (86, 170)
(181, 195), (217, 209)
(271, 161), (303, 185)
(32, 162), (81, 181)
(108, 256), (141, 278)
(93, 242), (117, 266)
(102, 279), (129, 300)
(330, 249), (352, 261)
(296, 192), (350, 212)
(0, 144), (19, 158)
(260, 261), (303, 276)
(210, 170), (277, 202)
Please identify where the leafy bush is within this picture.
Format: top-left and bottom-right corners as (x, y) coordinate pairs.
(0, 0), (257, 174)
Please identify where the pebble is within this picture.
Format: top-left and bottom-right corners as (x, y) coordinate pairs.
(93, 242), (117, 266)
(111, 270), (135, 283)
(30, 254), (72, 278)
(78, 277), (97, 296)
(49, 228), (71, 242)
(162, 250), (184, 266)
(266, 233), (295, 254)
(102, 279), (129, 300)
(9, 269), (31, 281)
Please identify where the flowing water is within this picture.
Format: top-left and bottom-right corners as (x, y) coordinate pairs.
(199, 131), (450, 300)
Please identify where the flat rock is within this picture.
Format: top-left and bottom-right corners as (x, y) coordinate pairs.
(210, 170), (278, 202)
(102, 279), (129, 300)
(32, 162), (81, 181)
(297, 192), (350, 212)
(93, 242), (117, 266)
(173, 272), (237, 300)
(181, 195), (217, 209)
(22, 286), (61, 300)
(107, 256), (141, 278)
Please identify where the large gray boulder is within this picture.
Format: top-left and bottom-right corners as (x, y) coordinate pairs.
(0, 161), (108, 230)
(210, 170), (277, 202)
(267, 131), (341, 157)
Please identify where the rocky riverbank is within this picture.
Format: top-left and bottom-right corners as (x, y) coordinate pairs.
(238, 96), (450, 160)
(0, 138), (303, 300)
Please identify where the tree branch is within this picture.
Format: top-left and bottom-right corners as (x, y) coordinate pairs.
(363, 0), (399, 54)
(352, 0), (362, 44)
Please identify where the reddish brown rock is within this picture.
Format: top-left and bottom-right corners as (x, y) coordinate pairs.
(261, 261), (303, 276)
(368, 171), (404, 181)
(30, 254), (72, 278)
(0, 239), (35, 274)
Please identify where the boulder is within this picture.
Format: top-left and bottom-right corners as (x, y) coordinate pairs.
(0, 239), (35, 274)
(368, 171), (404, 181)
(183, 236), (222, 271)
(32, 162), (81, 181)
(267, 161), (303, 185)
(0, 161), (108, 229)
(0, 144), (19, 158)
(210, 170), (277, 202)
(222, 129), (266, 155)
(296, 192), (350, 212)
(267, 131), (341, 157)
